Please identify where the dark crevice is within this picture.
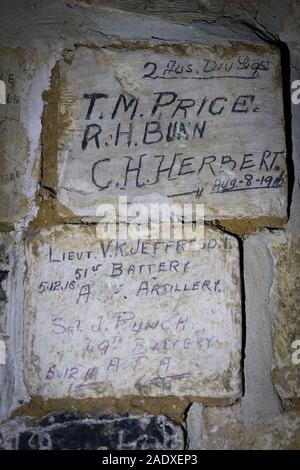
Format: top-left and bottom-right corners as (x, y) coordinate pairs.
(39, 185), (56, 197)
(38, 59), (61, 200)
(218, 20), (297, 417)
(182, 402), (193, 450)
(279, 41), (294, 219)
(236, 20), (295, 410)
(237, 236), (246, 395)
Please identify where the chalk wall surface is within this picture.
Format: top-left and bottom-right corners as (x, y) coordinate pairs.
(0, 0), (299, 450)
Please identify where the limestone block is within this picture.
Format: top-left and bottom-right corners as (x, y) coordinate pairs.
(266, 232), (300, 407)
(0, 413), (184, 450)
(0, 232), (13, 418)
(244, 230), (300, 409)
(0, 48), (40, 225)
(49, 43), (287, 221)
(0, 231), (29, 420)
(24, 225), (241, 403)
(203, 404), (300, 449)
(185, 402), (204, 450)
(243, 232), (282, 422)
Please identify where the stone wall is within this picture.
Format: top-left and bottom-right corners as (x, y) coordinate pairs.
(0, 0), (299, 450)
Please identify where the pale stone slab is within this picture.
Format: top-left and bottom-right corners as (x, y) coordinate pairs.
(54, 43), (287, 221)
(263, 231), (300, 407)
(185, 402), (204, 450)
(0, 340), (5, 365)
(0, 231), (29, 420)
(244, 230), (300, 410)
(0, 48), (40, 225)
(243, 232), (281, 423)
(24, 225), (241, 402)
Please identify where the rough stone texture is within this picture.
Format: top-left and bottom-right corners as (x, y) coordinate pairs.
(0, 0), (300, 450)
(0, 233), (11, 358)
(288, 45), (300, 238)
(24, 224), (241, 403)
(243, 230), (300, 411)
(0, 48), (52, 227)
(242, 231), (282, 423)
(265, 232), (300, 408)
(0, 232), (29, 422)
(0, 413), (184, 450)
(202, 403), (300, 450)
(185, 402), (204, 450)
(49, 43), (287, 222)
